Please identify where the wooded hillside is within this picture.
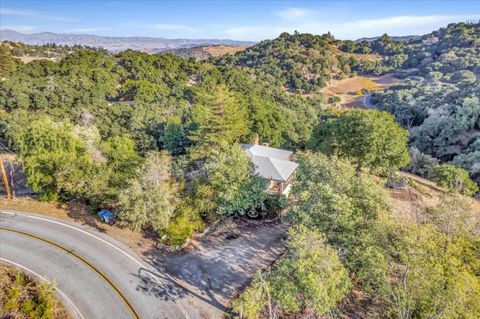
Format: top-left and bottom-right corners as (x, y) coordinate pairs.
(0, 21), (479, 319)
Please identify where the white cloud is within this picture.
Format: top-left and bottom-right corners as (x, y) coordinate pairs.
(276, 7), (313, 20)
(346, 15), (479, 29)
(224, 14), (480, 41)
(1, 8), (31, 16)
(0, 7), (73, 21)
(338, 14), (480, 38)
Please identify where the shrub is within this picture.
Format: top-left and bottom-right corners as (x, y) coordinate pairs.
(428, 164), (479, 196)
(163, 205), (205, 247)
(0, 265), (63, 319)
(264, 195), (288, 212)
(405, 147), (439, 177)
(232, 226), (350, 318)
(117, 151), (177, 233)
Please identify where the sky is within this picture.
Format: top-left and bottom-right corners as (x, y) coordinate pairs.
(1, 1), (479, 41)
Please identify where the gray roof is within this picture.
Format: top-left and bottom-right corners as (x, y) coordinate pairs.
(242, 144), (298, 182)
(242, 144), (293, 160)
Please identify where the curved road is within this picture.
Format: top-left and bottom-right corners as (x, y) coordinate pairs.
(0, 211), (188, 319)
(362, 93), (376, 109)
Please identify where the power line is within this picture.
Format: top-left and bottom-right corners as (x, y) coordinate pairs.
(0, 141), (14, 154)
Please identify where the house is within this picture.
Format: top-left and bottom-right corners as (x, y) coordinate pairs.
(242, 143), (298, 196)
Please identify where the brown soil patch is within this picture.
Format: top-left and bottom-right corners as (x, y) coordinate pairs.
(14, 56), (55, 63)
(341, 285), (386, 319)
(322, 73), (401, 108)
(388, 173), (480, 224)
(371, 73), (401, 87)
(203, 45), (248, 57)
(321, 76), (380, 95)
(343, 95), (367, 108)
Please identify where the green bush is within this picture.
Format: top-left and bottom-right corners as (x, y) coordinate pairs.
(428, 164), (479, 196)
(264, 195), (287, 212)
(232, 226), (350, 317)
(0, 265), (60, 319)
(163, 205), (205, 247)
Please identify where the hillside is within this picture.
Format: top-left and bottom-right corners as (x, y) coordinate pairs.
(355, 35), (420, 43)
(0, 29), (254, 53)
(1, 40), (107, 62)
(165, 44), (249, 60)
(214, 31), (381, 93)
(1, 20), (479, 319)
(370, 22), (480, 189)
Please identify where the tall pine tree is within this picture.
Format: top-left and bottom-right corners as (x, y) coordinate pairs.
(188, 84), (248, 160)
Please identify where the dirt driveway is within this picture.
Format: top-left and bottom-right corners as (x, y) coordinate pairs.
(143, 221), (288, 318)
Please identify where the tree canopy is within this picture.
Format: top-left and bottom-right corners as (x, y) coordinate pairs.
(309, 109), (410, 174)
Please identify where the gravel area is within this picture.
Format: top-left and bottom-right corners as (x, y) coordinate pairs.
(143, 221), (288, 318)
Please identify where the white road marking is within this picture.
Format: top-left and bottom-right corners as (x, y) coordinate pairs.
(0, 257), (85, 319)
(1, 211), (143, 267)
(0, 210), (191, 319)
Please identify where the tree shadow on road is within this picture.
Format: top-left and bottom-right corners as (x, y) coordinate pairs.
(137, 222), (288, 316)
(134, 266), (226, 312)
(64, 200), (107, 233)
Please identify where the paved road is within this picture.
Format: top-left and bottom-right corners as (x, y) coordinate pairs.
(0, 211), (188, 319)
(362, 94), (376, 109)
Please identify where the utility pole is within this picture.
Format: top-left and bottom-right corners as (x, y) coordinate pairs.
(9, 162), (15, 198)
(0, 159), (12, 199)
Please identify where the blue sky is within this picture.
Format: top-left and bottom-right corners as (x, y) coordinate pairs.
(1, 1), (479, 41)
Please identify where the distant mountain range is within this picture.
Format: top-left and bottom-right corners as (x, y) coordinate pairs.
(355, 35), (421, 43)
(0, 30), (255, 53)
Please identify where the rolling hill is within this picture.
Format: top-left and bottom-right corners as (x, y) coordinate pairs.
(0, 29), (255, 53)
(165, 44), (249, 60)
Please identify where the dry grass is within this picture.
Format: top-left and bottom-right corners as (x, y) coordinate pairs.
(203, 45), (248, 57)
(14, 56), (55, 64)
(322, 73), (402, 108)
(388, 173), (480, 224)
(322, 76), (380, 95)
(0, 153), (16, 161)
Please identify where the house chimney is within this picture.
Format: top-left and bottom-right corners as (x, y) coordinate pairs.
(253, 134), (260, 145)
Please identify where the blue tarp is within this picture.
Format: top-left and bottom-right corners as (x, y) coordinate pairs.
(97, 210), (115, 224)
(98, 210), (114, 218)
